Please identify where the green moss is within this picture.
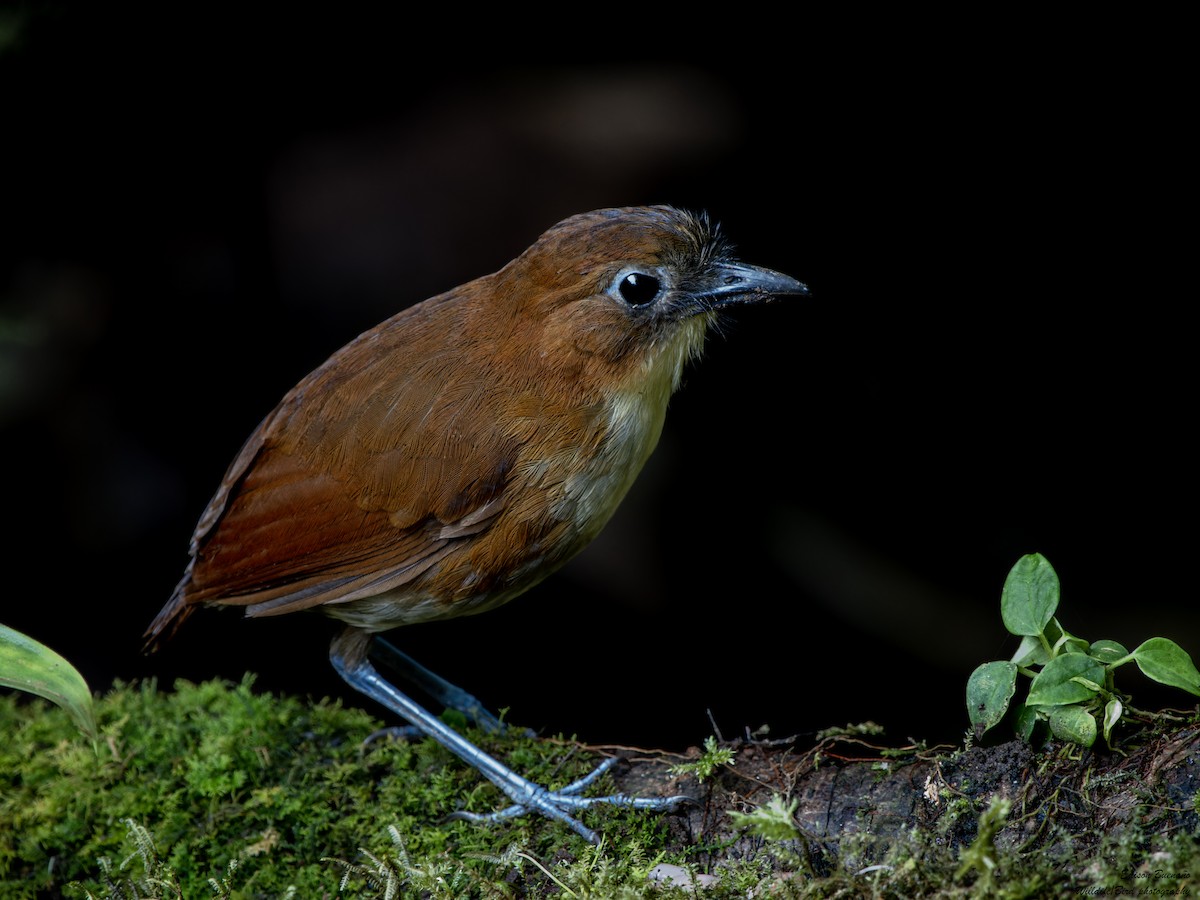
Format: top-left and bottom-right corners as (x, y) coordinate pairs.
(0, 676), (688, 898)
(4, 678), (1199, 898)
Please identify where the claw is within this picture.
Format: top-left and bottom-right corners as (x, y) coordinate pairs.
(447, 756), (693, 842)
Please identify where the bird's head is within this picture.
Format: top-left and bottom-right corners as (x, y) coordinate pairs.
(494, 205), (808, 393)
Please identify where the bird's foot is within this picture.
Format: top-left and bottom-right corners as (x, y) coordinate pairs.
(448, 756), (695, 844)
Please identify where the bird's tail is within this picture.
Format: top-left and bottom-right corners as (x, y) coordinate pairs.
(142, 564), (197, 654)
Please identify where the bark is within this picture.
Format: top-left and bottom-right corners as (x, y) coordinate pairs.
(608, 719), (1200, 890)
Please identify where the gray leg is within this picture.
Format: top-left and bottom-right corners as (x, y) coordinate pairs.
(369, 636), (507, 733)
(331, 628), (691, 844)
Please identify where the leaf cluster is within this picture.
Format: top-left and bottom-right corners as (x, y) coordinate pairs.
(967, 554), (1200, 747)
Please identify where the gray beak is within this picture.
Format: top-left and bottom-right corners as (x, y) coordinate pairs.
(698, 262), (810, 309)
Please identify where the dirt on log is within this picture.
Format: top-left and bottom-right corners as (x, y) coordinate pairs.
(607, 719), (1200, 895)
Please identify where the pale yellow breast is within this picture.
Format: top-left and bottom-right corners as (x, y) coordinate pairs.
(560, 314), (710, 539)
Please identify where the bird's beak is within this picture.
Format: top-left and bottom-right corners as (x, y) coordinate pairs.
(695, 262), (810, 310)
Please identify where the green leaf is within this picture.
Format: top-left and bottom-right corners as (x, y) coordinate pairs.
(0, 623), (97, 741)
(1102, 698), (1123, 744)
(1011, 634), (1050, 667)
(1089, 640), (1129, 665)
(967, 661), (1017, 735)
(1013, 701), (1040, 743)
(1001, 554), (1060, 637)
(1049, 618), (1089, 655)
(1048, 706), (1097, 747)
(1130, 637), (1200, 696)
(1026, 653), (1105, 707)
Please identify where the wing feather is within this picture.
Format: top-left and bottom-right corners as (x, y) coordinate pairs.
(163, 290), (517, 627)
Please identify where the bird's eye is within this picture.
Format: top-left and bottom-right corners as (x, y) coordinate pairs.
(617, 272), (662, 307)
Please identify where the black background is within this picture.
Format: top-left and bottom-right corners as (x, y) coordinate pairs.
(2, 8), (1194, 751)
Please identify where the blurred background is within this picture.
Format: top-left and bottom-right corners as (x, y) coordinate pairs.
(2, 8), (1194, 751)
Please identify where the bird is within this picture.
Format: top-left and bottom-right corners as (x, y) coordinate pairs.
(144, 205), (808, 843)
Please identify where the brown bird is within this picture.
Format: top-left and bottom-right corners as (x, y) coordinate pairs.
(145, 205), (808, 842)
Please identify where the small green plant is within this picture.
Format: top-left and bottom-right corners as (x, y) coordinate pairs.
(728, 794), (828, 881)
(729, 794), (801, 841)
(967, 553), (1200, 747)
(67, 819), (242, 900)
(953, 795), (1010, 892)
(668, 735), (734, 782)
(325, 825), (467, 898)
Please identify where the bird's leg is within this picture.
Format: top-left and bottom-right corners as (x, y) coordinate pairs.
(330, 628), (692, 844)
(364, 636), (513, 743)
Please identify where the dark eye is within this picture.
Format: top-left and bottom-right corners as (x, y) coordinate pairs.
(617, 272), (661, 307)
